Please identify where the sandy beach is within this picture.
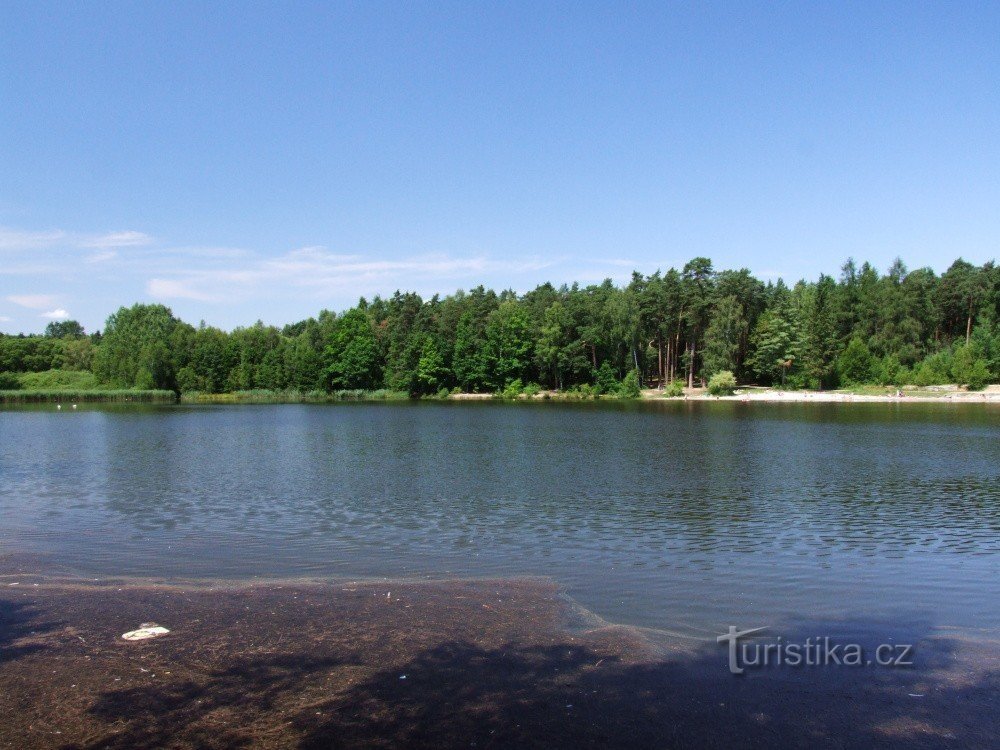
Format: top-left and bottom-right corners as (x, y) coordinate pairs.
(674, 384), (1000, 404)
(449, 385), (1000, 404)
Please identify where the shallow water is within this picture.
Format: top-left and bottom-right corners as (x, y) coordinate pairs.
(1, 401), (998, 637)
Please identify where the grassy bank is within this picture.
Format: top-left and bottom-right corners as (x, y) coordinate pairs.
(180, 389), (409, 404)
(0, 389), (177, 403)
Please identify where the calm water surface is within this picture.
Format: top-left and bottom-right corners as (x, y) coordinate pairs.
(1, 401), (998, 636)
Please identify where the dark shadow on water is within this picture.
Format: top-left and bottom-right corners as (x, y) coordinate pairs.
(0, 597), (60, 663)
(66, 614), (997, 749)
(292, 629), (997, 749)
(73, 654), (352, 750)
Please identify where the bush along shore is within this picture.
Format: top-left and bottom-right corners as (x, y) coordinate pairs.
(180, 389), (409, 404)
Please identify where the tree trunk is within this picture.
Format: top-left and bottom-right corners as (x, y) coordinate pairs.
(687, 341), (695, 389)
(966, 314), (973, 345)
(657, 336), (664, 386)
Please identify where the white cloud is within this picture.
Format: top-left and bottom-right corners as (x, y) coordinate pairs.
(7, 294), (58, 309)
(0, 227), (67, 250)
(146, 278), (224, 302)
(86, 250), (118, 263)
(40, 308), (70, 320)
(0, 315), (11, 322)
(595, 258), (639, 268)
(79, 230), (153, 248)
(145, 246), (555, 303)
(0, 225), (151, 253)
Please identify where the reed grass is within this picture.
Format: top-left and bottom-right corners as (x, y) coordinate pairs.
(180, 389), (410, 404)
(0, 389), (177, 403)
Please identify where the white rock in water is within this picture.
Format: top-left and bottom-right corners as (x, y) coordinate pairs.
(122, 623), (170, 641)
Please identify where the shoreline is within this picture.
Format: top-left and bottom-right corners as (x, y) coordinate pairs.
(3, 384), (998, 406)
(2, 573), (997, 748)
(662, 384), (1000, 404)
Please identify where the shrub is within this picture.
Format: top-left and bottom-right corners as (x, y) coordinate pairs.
(617, 369), (641, 398)
(522, 382), (541, 397)
(500, 378), (523, 399)
(963, 359), (992, 390)
(175, 365), (202, 394)
(837, 338), (875, 385)
(912, 351), (952, 386)
(17, 369), (101, 391)
(707, 370), (737, 396)
(0, 372), (20, 390)
(950, 344), (992, 389)
(877, 354), (903, 386)
(664, 380), (684, 397)
(593, 362), (617, 395)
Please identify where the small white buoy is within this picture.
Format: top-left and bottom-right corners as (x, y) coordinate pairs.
(72, 403), (77, 410)
(122, 623), (170, 641)
(56, 404), (61, 410)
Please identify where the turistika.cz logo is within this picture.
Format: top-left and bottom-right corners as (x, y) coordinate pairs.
(717, 626), (914, 675)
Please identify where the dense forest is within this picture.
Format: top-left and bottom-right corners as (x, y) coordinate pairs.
(2, 257), (999, 397)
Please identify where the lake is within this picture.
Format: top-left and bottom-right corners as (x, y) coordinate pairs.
(1, 401), (998, 639)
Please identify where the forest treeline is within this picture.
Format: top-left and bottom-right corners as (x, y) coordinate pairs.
(2, 257), (999, 397)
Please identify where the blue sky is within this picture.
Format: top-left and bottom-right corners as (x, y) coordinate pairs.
(2, 1), (998, 333)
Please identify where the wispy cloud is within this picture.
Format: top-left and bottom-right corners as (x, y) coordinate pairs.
(146, 278), (223, 302)
(145, 246), (555, 303)
(0, 225), (151, 253)
(0, 315), (11, 322)
(1, 223), (567, 323)
(7, 294), (58, 309)
(594, 258), (639, 268)
(79, 230), (153, 248)
(0, 227), (67, 250)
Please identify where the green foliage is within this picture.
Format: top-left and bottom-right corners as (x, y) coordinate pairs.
(44, 320), (85, 338)
(593, 361), (618, 395)
(707, 370), (737, 395)
(0, 336), (64, 372)
(522, 382), (542, 397)
(950, 344), (991, 390)
(453, 311), (489, 392)
(664, 379), (685, 397)
(748, 294), (801, 386)
(0, 389), (174, 403)
(180, 389), (407, 404)
(836, 338), (876, 386)
(415, 337), (448, 395)
(876, 354), (904, 386)
(617, 369), (641, 398)
(912, 351), (953, 386)
(60, 337), (94, 371)
(702, 295), (747, 377)
(486, 301), (533, 389)
(17, 369), (101, 390)
(500, 378), (524, 399)
(324, 308), (381, 390)
(175, 365), (204, 394)
(94, 304), (180, 389)
(2, 255), (997, 399)
(0, 372), (21, 389)
(964, 359), (991, 390)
